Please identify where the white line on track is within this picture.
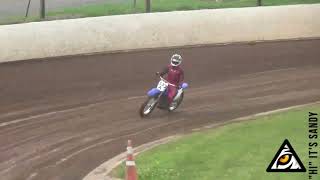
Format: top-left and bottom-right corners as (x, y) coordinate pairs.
(25, 118), (186, 180)
(127, 95), (145, 100)
(0, 95), (144, 128)
(56, 118), (185, 164)
(0, 66), (305, 128)
(56, 139), (115, 165)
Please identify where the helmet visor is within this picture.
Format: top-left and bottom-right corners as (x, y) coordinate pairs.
(172, 60), (180, 66)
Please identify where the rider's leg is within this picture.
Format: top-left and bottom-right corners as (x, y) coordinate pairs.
(167, 85), (177, 105)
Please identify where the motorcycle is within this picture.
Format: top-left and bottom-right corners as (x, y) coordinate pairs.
(139, 75), (188, 117)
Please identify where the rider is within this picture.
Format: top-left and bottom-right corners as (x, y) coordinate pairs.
(157, 54), (184, 106)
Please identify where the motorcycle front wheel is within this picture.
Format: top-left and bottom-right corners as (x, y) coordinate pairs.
(168, 92), (184, 112)
(139, 97), (158, 117)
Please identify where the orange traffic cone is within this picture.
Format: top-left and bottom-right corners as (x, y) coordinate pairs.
(126, 140), (138, 180)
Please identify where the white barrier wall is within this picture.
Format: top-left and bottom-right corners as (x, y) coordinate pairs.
(0, 4), (320, 62)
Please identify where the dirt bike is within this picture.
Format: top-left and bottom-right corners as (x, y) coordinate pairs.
(139, 75), (188, 117)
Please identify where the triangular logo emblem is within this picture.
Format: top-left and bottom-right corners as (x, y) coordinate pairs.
(266, 139), (306, 172)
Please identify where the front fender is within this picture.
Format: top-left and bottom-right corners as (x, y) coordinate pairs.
(147, 88), (161, 97)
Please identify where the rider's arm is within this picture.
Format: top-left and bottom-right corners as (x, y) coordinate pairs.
(158, 66), (169, 76)
(179, 69), (184, 84)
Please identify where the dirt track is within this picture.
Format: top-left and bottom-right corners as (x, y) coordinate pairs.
(0, 39), (320, 180)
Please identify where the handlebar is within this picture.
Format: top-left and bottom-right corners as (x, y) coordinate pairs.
(159, 76), (177, 87)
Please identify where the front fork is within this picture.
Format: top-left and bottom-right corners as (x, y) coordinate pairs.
(173, 89), (183, 101)
(156, 91), (165, 103)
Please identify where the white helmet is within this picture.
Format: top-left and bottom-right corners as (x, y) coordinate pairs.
(170, 54), (182, 67)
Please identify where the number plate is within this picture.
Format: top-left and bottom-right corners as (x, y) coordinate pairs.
(157, 80), (168, 91)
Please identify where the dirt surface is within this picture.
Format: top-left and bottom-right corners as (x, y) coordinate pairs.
(0, 39), (320, 180)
